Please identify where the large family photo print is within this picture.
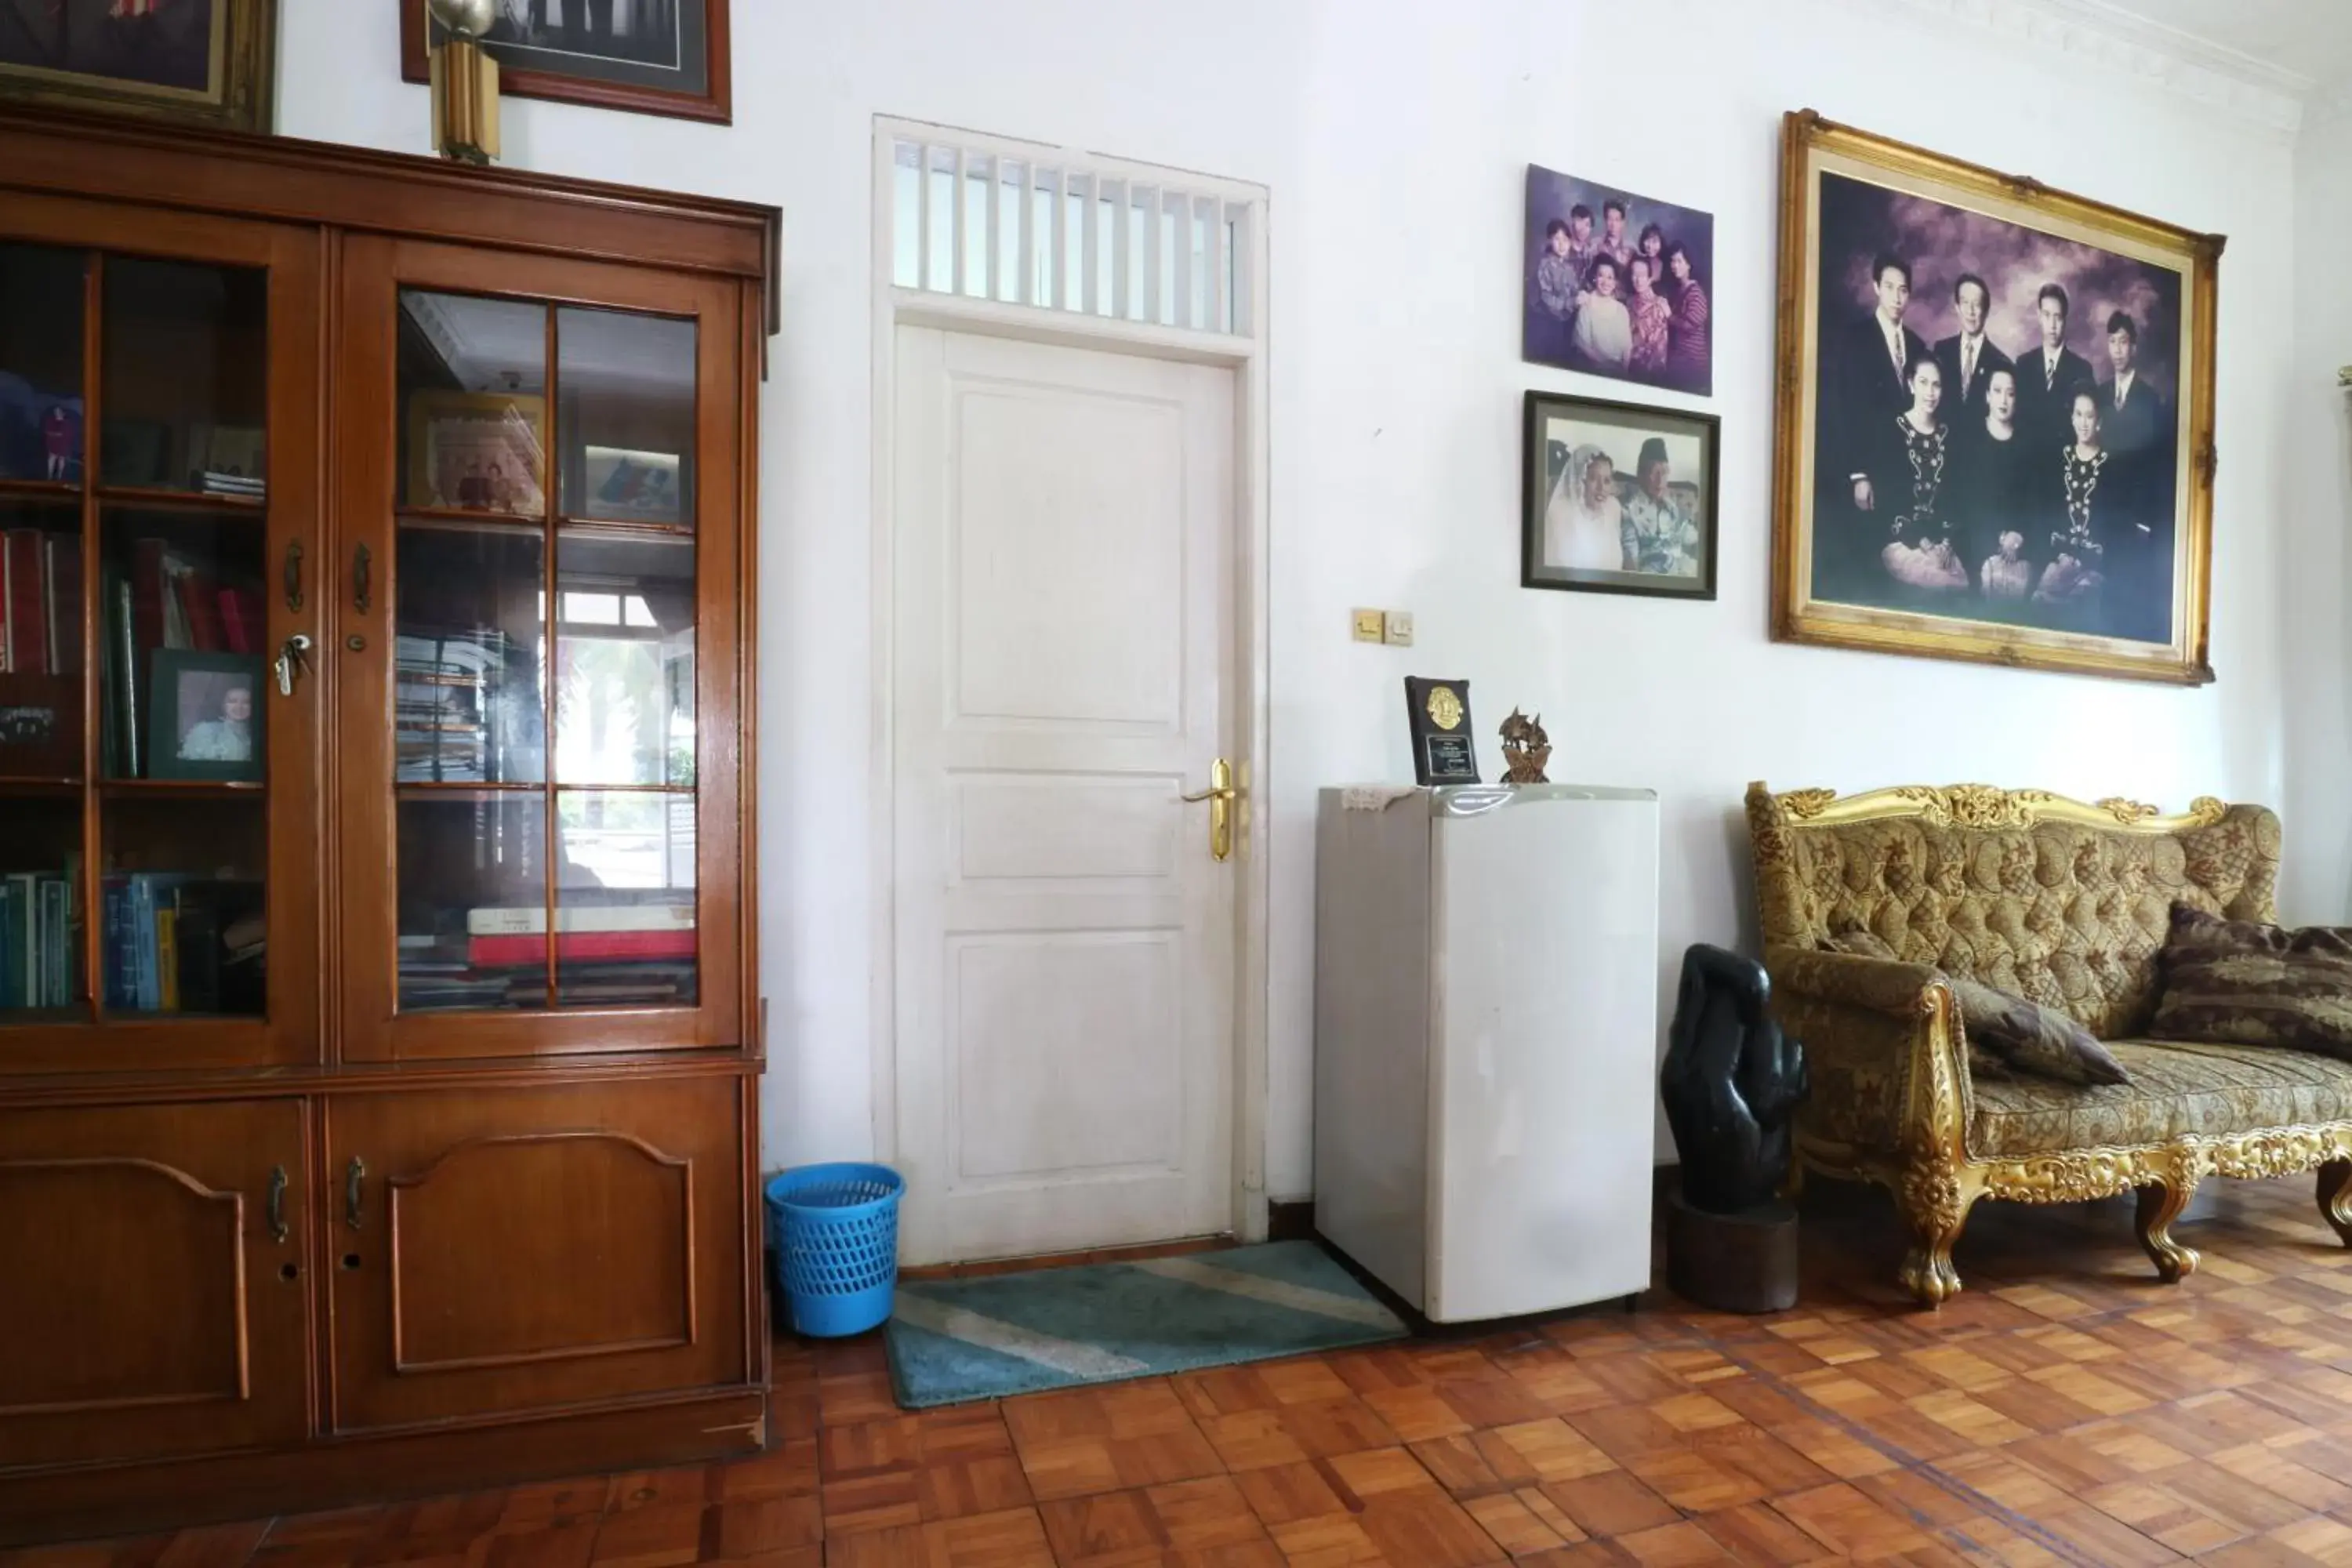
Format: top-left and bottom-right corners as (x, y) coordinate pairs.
(1771, 113), (2218, 685)
(1523, 165), (1714, 397)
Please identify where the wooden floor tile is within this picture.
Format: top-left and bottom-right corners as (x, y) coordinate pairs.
(34, 1175), (2352, 1566)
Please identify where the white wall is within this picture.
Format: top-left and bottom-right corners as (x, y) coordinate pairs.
(2281, 112), (2352, 927)
(281, 1), (2305, 1198)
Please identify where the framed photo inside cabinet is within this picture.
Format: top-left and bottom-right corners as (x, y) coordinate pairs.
(1771, 110), (2220, 684)
(399, 0), (731, 125)
(406, 390), (547, 517)
(147, 649), (264, 783)
(0, 0), (275, 132)
(1523, 390), (1719, 601)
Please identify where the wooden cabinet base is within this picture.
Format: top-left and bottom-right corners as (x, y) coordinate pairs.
(0, 1385), (767, 1546)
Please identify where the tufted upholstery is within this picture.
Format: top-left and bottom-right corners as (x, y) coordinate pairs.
(1969, 1039), (2352, 1157)
(1754, 807), (2281, 1039)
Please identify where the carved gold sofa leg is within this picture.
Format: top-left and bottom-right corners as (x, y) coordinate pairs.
(1896, 1164), (1981, 1306)
(2135, 1171), (2201, 1283)
(2320, 1160), (2352, 1247)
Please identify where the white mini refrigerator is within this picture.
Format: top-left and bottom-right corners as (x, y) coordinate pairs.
(1314, 785), (1660, 1321)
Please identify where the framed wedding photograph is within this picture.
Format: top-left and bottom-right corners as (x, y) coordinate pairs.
(1523, 390), (1719, 601)
(147, 650), (263, 784)
(1523, 164), (1714, 396)
(1770, 111), (2220, 684)
(405, 390), (547, 517)
(0, 0), (275, 132)
(399, 0), (731, 125)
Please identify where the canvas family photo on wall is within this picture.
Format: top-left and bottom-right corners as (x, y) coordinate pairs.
(1523, 165), (1714, 397)
(0, 0), (274, 130)
(1523, 390), (1719, 601)
(1772, 111), (2218, 684)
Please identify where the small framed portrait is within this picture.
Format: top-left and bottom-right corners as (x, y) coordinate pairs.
(580, 445), (682, 523)
(0, 0), (275, 132)
(1524, 165), (1715, 397)
(1772, 111), (2218, 684)
(405, 390), (547, 517)
(148, 651), (264, 783)
(1523, 390), (1719, 601)
(398, 0), (731, 125)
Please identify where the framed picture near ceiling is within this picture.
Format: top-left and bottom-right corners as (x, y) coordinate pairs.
(1523, 390), (1719, 601)
(0, 0), (275, 132)
(399, 0), (731, 125)
(1771, 110), (2220, 685)
(1524, 164), (1714, 397)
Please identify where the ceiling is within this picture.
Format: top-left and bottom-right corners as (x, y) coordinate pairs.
(2078, 0), (2352, 100)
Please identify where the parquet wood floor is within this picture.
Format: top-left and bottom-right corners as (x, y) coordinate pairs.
(16, 1174), (2352, 1566)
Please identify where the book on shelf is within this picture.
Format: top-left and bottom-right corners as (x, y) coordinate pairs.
(467, 927), (697, 967)
(99, 542), (263, 776)
(465, 901), (696, 936)
(0, 864), (80, 1011)
(101, 874), (260, 1014)
(393, 625), (539, 782)
(1, 528), (49, 675)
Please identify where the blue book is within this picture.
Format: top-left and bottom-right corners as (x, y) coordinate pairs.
(0, 878), (22, 1010)
(40, 878), (70, 1008)
(103, 879), (130, 1011)
(132, 876), (158, 1011)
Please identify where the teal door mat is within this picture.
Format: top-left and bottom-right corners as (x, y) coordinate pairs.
(884, 1240), (1406, 1408)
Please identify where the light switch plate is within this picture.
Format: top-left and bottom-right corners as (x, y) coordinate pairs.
(1384, 610), (1414, 647)
(1352, 608), (1387, 643)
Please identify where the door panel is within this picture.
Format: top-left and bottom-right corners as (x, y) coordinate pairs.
(0, 1099), (309, 1468)
(331, 235), (746, 1062)
(892, 327), (1236, 1265)
(327, 1076), (746, 1432)
(0, 194), (323, 1073)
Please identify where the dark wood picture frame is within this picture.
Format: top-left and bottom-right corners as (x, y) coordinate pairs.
(1523, 389), (1720, 601)
(398, 0), (732, 125)
(0, 0), (275, 132)
(1770, 110), (2220, 685)
(146, 649), (266, 783)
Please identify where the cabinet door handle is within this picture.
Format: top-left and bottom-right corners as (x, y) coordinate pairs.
(345, 1155), (365, 1231)
(267, 1164), (289, 1244)
(284, 538), (304, 612)
(353, 543), (372, 615)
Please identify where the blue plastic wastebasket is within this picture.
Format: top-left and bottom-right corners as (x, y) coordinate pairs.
(764, 1163), (903, 1337)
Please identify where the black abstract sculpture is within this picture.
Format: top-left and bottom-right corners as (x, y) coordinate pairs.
(1661, 944), (1809, 1215)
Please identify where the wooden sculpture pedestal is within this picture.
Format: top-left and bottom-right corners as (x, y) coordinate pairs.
(1667, 1192), (1799, 1313)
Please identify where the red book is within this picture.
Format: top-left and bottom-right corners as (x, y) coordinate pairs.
(129, 537), (168, 654)
(45, 535), (82, 675)
(4, 530), (47, 676)
(467, 928), (698, 967)
(172, 568), (224, 651)
(217, 586), (261, 655)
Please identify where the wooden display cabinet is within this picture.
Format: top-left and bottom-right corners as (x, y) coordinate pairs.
(0, 108), (775, 1544)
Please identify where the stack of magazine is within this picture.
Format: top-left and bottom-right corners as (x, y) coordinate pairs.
(395, 626), (537, 783)
(398, 895), (696, 1011)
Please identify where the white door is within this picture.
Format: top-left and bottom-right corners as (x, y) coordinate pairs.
(891, 325), (1237, 1266)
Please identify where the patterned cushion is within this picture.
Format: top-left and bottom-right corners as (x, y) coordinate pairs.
(1753, 802), (2279, 1037)
(1967, 1038), (2352, 1158)
(2149, 904), (2352, 1058)
(1825, 927), (2128, 1084)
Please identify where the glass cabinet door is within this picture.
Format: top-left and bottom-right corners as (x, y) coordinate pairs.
(0, 215), (321, 1071)
(335, 239), (742, 1060)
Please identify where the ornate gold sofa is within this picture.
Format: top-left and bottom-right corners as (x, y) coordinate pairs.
(1746, 782), (2352, 1306)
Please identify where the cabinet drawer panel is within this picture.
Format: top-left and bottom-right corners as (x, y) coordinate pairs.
(0, 1100), (310, 1470)
(328, 1076), (750, 1432)
(390, 1131), (695, 1371)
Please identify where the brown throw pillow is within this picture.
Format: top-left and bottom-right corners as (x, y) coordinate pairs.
(1821, 929), (2115, 1083)
(2149, 904), (2352, 1058)
(1945, 977), (2131, 1086)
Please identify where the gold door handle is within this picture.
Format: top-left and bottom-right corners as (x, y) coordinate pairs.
(1181, 758), (1239, 862)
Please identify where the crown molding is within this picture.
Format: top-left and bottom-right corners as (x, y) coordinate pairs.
(1879, 0), (2310, 139)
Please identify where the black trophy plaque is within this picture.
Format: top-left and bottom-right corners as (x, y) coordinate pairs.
(1403, 677), (1478, 786)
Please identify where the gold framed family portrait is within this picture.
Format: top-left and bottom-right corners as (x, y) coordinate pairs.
(1770, 111), (2220, 685)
